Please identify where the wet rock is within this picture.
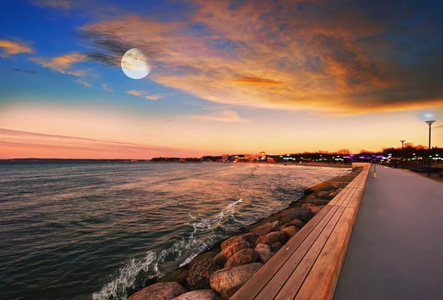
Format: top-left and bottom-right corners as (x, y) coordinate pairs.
(281, 226), (299, 238)
(186, 258), (220, 290)
(221, 284), (243, 300)
(189, 252), (218, 269)
(270, 242), (283, 253)
(225, 248), (260, 268)
(279, 208), (315, 224)
(318, 191), (335, 200)
(254, 243), (273, 263)
(220, 233), (257, 250)
(213, 252), (228, 268)
(172, 289), (220, 300)
(127, 282), (187, 300)
(159, 269), (189, 286)
(281, 219), (305, 230)
(256, 231), (287, 246)
(250, 220), (282, 236)
(210, 263), (263, 295)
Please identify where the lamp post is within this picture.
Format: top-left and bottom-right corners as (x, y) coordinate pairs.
(425, 120), (435, 177)
(400, 140), (405, 169)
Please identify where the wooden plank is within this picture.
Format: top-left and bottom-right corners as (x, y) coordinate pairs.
(254, 206), (341, 300)
(231, 205), (333, 300)
(294, 207), (356, 300)
(272, 207), (346, 300)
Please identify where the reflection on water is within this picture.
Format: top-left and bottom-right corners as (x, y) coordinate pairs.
(0, 162), (349, 300)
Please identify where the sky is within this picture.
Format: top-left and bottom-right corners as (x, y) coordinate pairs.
(0, 0), (442, 159)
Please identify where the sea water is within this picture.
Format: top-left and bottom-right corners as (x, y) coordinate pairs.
(0, 162), (349, 300)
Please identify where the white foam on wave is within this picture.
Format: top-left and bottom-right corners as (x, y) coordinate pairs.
(92, 198), (243, 300)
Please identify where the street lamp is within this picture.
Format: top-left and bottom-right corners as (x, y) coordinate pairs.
(425, 120), (435, 177)
(400, 140), (405, 169)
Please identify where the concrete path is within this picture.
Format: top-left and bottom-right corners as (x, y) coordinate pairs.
(334, 166), (443, 300)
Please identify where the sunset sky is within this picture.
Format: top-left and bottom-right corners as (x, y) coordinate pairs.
(1, 0), (442, 159)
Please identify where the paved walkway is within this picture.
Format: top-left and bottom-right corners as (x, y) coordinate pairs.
(334, 166), (443, 300)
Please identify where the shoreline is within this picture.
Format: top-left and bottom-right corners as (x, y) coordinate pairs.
(127, 165), (362, 299)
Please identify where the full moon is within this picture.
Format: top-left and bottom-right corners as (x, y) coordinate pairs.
(121, 48), (151, 79)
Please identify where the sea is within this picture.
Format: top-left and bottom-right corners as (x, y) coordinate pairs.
(0, 162), (350, 300)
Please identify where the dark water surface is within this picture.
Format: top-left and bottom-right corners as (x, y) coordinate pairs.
(0, 162), (349, 300)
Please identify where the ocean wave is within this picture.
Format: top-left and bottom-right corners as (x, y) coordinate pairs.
(92, 198), (243, 300)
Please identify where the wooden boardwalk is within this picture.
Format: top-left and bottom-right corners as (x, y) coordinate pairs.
(232, 163), (370, 300)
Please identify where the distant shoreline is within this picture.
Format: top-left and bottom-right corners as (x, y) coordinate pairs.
(0, 158), (351, 168)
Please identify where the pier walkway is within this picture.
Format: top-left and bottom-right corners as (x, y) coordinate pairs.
(334, 166), (443, 300)
(232, 163), (370, 300)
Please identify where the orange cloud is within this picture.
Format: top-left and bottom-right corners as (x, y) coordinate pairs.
(30, 53), (88, 76)
(232, 77), (283, 85)
(0, 40), (33, 57)
(83, 0), (443, 114)
(126, 90), (143, 96)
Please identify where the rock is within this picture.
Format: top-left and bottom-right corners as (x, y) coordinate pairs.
(210, 263), (263, 295)
(281, 226), (299, 238)
(281, 219), (305, 230)
(279, 208), (315, 224)
(310, 205), (324, 214)
(221, 240), (252, 258)
(220, 233), (257, 250)
(213, 252), (228, 268)
(255, 243), (273, 263)
(256, 231), (287, 246)
(127, 282), (187, 300)
(189, 252), (218, 269)
(221, 285), (243, 300)
(159, 269), (189, 286)
(318, 191), (334, 200)
(186, 258), (220, 290)
(250, 220), (282, 236)
(172, 289), (220, 300)
(225, 248), (260, 268)
(270, 242), (283, 253)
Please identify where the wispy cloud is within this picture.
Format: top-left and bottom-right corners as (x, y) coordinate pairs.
(34, 0), (72, 9)
(30, 52), (88, 76)
(83, 0), (443, 115)
(189, 110), (248, 123)
(0, 39), (33, 57)
(12, 68), (37, 74)
(102, 83), (112, 91)
(77, 80), (92, 87)
(0, 128), (205, 158)
(126, 90), (164, 100)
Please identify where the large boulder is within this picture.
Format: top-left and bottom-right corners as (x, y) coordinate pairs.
(250, 220), (282, 236)
(279, 208), (315, 224)
(225, 248), (260, 268)
(220, 233), (257, 250)
(189, 252), (218, 269)
(254, 243), (273, 263)
(256, 231), (287, 246)
(210, 263), (263, 295)
(281, 226), (299, 238)
(159, 269), (189, 286)
(281, 219), (305, 230)
(127, 282), (187, 300)
(186, 258), (220, 290)
(172, 289), (220, 300)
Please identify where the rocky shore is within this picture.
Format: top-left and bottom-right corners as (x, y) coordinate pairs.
(127, 167), (363, 300)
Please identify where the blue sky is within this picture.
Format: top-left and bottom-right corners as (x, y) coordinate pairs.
(0, 0), (442, 158)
